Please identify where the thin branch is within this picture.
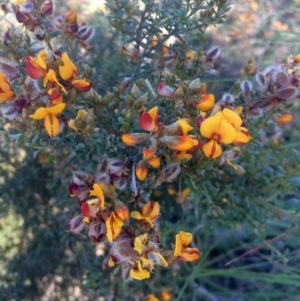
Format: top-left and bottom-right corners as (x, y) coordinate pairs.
(225, 226), (300, 266)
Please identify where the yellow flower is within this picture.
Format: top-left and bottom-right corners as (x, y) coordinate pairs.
(29, 103), (65, 138)
(177, 118), (193, 136)
(134, 233), (149, 255)
(222, 108), (251, 145)
(200, 112), (236, 158)
(0, 71), (15, 101)
(43, 69), (66, 93)
(131, 201), (160, 228)
(59, 53), (78, 81)
(174, 231), (200, 262)
(105, 212), (124, 242)
(186, 49), (196, 60)
(89, 183), (105, 208)
(130, 258), (151, 280)
(68, 109), (87, 131)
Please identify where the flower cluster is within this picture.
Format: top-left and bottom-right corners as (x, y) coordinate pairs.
(0, 47), (92, 137)
(26, 50), (92, 137)
(0, 0), (298, 286)
(67, 160), (200, 281)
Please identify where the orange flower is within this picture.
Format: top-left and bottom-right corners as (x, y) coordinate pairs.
(64, 10), (77, 24)
(105, 212), (124, 242)
(47, 87), (63, 104)
(25, 50), (47, 79)
(160, 290), (172, 301)
(71, 79), (92, 92)
(136, 160), (148, 181)
(29, 103), (65, 138)
(114, 200), (129, 221)
(122, 133), (148, 146)
(277, 113), (293, 125)
(195, 93), (215, 112)
(174, 231), (200, 262)
(135, 146), (161, 181)
(200, 112), (236, 158)
(143, 146), (160, 166)
(139, 106), (159, 132)
(131, 201), (160, 228)
(0, 71), (15, 101)
(159, 135), (198, 151)
(121, 46), (139, 60)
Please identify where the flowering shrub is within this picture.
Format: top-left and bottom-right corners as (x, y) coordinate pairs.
(1, 0), (300, 295)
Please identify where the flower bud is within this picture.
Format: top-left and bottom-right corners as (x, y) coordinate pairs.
(240, 80), (253, 95)
(77, 25), (95, 42)
(85, 109), (94, 127)
(107, 158), (124, 174)
(12, 97), (28, 112)
(101, 184), (117, 200)
(34, 26), (45, 41)
(221, 93), (235, 104)
(188, 78), (203, 94)
(64, 10), (77, 24)
(157, 81), (175, 98)
(174, 85), (184, 100)
(113, 177), (127, 191)
(89, 221), (106, 242)
(155, 163), (181, 187)
(66, 215), (85, 234)
(206, 46), (220, 61)
(41, 0), (53, 17)
(15, 10), (29, 23)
